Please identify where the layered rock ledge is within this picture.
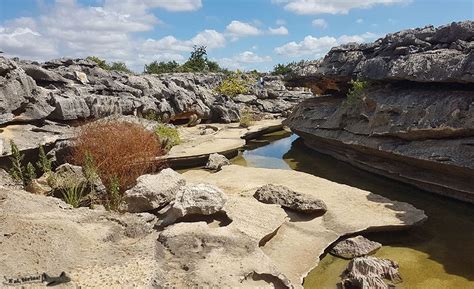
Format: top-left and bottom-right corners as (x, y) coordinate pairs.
(284, 21), (474, 202)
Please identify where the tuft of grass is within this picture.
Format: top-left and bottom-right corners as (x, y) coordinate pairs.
(60, 178), (85, 208)
(155, 124), (181, 151)
(106, 176), (121, 211)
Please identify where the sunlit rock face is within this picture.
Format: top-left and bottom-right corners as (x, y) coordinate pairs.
(284, 21), (474, 202)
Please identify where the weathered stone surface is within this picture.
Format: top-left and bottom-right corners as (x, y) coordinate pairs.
(205, 153), (230, 171)
(1, 56), (313, 125)
(330, 236), (382, 259)
(0, 187), (160, 288)
(284, 21), (474, 203)
(289, 21), (474, 84)
(121, 168), (186, 213)
(254, 184), (327, 214)
(182, 165), (427, 288)
(173, 183), (227, 217)
(341, 256), (402, 289)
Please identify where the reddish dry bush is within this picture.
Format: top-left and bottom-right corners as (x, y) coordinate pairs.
(71, 121), (163, 196)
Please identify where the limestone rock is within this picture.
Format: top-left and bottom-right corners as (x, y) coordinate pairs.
(26, 173), (53, 195)
(121, 168), (186, 213)
(341, 256), (402, 289)
(330, 236), (382, 259)
(254, 184), (327, 214)
(205, 153), (230, 171)
(173, 183), (227, 217)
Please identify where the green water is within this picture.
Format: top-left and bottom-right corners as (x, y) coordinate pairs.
(233, 132), (474, 289)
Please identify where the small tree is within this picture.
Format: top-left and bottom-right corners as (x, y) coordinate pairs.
(215, 71), (249, 97)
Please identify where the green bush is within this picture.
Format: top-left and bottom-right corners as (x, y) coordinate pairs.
(8, 141), (36, 186)
(239, 109), (254, 128)
(144, 60), (180, 74)
(155, 124), (181, 151)
(216, 71), (249, 97)
(86, 56), (132, 73)
(36, 145), (52, 174)
(106, 176), (121, 211)
(87, 56), (109, 70)
(109, 62), (132, 73)
(272, 63), (294, 75)
(345, 79), (369, 107)
(144, 46), (224, 74)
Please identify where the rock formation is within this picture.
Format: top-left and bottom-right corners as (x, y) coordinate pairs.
(121, 168), (186, 213)
(284, 21), (474, 202)
(254, 184), (327, 214)
(0, 56), (312, 128)
(205, 153), (231, 171)
(340, 256), (402, 289)
(330, 236), (382, 259)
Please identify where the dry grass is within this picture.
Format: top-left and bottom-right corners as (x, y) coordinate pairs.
(71, 121), (163, 199)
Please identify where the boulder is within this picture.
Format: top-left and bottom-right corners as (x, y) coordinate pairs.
(20, 64), (69, 84)
(121, 168), (186, 213)
(173, 183), (227, 217)
(158, 183), (227, 227)
(254, 184), (327, 214)
(26, 173), (53, 195)
(341, 256), (402, 289)
(330, 236), (382, 259)
(205, 153), (230, 171)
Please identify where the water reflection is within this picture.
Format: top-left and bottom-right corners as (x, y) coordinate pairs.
(234, 134), (474, 289)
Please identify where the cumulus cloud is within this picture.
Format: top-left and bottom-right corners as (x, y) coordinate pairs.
(274, 32), (378, 57)
(217, 51), (272, 70)
(226, 20), (262, 40)
(0, 0), (217, 71)
(268, 26), (289, 35)
(312, 18), (328, 29)
(273, 0), (409, 15)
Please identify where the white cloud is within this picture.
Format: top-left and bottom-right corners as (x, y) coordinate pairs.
(274, 32), (378, 57)
(268, 26), (289, 35)
(226, 20), (262, 40)
(312, 18), (328, 29)
(104, 0), (202, 13)
(356, 18), (364, 24)
(273, 0), (409, 15)
(216, 51), (272, 70)
(276, 19), (287, 25)
(0, 0), (217, 71)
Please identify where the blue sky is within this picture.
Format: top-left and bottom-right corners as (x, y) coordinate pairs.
(1, 0), (472, 72)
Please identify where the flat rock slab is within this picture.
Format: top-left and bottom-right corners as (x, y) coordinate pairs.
(182, 165), (427, 288)
(330, 235), (382, 259)
(161, 119), (283, 168)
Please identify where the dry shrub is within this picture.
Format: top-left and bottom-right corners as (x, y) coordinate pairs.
(71, 121), (163, 198)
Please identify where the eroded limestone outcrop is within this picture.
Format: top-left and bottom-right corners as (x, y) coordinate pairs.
(284, 21), (474, 202)
(330, 236), (382, 259)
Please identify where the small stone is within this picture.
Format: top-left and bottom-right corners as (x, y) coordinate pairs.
(205, 153), (230, 171)
(26, 173), (53, 195)
(254, 184), (327, 214)
(330, 236), (382, 259)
